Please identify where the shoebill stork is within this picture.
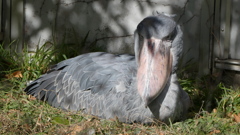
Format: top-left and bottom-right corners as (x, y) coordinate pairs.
(25, 14), (190, 124)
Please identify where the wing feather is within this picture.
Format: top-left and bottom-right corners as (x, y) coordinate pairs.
(24, 52), (136, 113)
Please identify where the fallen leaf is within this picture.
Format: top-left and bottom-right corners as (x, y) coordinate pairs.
(227, 112), (233, 118)
(159, 132), (165, 135)
(212, 108), (217, 113)
(69, 125), (84, 135)
(28, 95), (36, 101)
(234, 113), (240, 123)
(209, 129), (221, 134)
(5, 71), (22, 79)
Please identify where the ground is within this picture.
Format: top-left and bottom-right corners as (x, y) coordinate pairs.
(0, 75), (239, 134)
(0, 43), (239, 134)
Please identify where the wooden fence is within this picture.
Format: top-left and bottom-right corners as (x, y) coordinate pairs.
(0, 0), (240, 76)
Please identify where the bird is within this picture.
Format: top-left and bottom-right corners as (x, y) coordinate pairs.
(24, 14), (190, 124)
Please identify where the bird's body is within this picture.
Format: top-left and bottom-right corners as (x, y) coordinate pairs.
(25, 14), (190, 124)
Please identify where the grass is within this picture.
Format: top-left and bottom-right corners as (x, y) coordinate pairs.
(0, 41), (240, 134)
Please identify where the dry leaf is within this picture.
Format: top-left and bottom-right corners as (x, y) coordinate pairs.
(212, 108), (217, 113)
(227, 112), (233, 118)
(68, 125), (84, 135)
(210, 129), (221, 134)
(234, 113), (240, 123)
(28, 95), (36, 101)
(12, 71), (22, 78)
(159, 132), (165, 135)
(5, 71), (22, 79)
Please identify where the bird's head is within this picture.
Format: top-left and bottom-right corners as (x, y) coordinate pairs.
(134, 14), (183, 107)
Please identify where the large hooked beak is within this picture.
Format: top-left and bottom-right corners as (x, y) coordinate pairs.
(137, 37), (173, 107)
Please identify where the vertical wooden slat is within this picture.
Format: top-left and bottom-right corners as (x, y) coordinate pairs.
(208, 0), (215, 72)
(220, 0), (232, 59)
(229, 0), (240, 59)
(213, 0), (221, 57)
(224, 0), (231, 58)
(211, 0), (220, 73)
(2, 0), (11, 45)
(0, 0), (3, 41)
(0, 0), (1, 31)
(219, 0), (226, 59)
(198, 0), (215, 76)
(11, 0), (24, 52)
(22, 0), (25, 50)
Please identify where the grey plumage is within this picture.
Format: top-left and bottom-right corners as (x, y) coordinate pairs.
(25, 14), (190, 124)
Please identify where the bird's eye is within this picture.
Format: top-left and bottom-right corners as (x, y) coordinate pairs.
(163, 28), (176, 42)
(165, 35), (172, 41)
(163, 34), (173, 42)
(139, 34), (144, 43)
